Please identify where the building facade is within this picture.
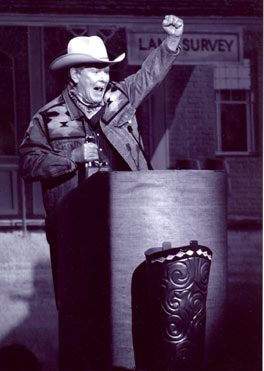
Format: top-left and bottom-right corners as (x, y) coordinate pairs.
(0, 1), (262, 228)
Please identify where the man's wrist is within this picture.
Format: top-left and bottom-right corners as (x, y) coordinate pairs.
(165, 35), (182, 52)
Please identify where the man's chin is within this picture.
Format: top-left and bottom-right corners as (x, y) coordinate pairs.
(91, 95), (104, 105)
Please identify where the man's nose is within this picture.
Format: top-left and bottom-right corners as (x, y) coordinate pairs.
(99, 69), (109, 81)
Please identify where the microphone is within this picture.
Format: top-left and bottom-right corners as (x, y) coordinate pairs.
(127, 125), (153, 170)
(126, 142), (139, 171)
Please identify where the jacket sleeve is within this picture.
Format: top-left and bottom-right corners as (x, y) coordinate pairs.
(19, 116), (77, 181)
(121, 39), (180, 108)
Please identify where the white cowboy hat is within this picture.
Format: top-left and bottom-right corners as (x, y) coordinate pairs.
(50, 35), (125, 71)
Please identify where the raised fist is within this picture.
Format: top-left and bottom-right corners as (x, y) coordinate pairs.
(162, 15), (184, 38)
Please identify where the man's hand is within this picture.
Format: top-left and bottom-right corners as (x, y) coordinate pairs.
(71, 142), (99, 163)
(162, 15), (184, 52)
(162, 15), (184, 38)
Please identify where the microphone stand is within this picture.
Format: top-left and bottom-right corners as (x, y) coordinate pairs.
(127, 125), (153, 170)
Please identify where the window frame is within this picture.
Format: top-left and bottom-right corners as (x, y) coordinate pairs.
(215, 89), (255, 156)
(0, 50), (17, 157)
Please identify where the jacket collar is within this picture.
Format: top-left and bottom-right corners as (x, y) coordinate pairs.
(62, 87), (83, 121)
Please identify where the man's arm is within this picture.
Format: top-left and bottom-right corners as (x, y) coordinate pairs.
(162, 14), (184, 52)
(19, 117), (77, 181)
(121, 15), (184, 108)
(20, 113), (100, 182)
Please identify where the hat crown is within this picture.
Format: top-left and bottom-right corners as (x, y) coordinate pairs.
(67, 36), (109, 61)
(49, 35), (125, 71)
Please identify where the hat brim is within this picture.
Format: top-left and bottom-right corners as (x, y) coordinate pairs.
(50, 52), (126, 71)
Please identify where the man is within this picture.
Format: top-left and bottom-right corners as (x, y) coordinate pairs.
(19, 15), (183, 302)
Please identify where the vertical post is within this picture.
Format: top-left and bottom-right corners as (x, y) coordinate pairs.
(21, 179), (27, 236)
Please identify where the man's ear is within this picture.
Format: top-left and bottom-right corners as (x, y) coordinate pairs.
(70, 68), (79, 84)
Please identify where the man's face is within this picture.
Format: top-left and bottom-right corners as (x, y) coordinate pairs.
(73, 65), (110, 105)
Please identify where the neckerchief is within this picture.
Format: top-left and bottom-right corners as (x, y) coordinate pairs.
(68, 82), (105, 121)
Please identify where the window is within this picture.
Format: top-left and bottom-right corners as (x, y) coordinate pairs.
(214, 61), (255, 155)
(0, 51), (16, 156)
(215, 89), (254, 154)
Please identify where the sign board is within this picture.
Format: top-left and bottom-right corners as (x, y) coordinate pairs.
(127, 31), (241, 65)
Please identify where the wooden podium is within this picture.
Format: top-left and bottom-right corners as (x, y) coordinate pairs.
(57, 170), (227, 370)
